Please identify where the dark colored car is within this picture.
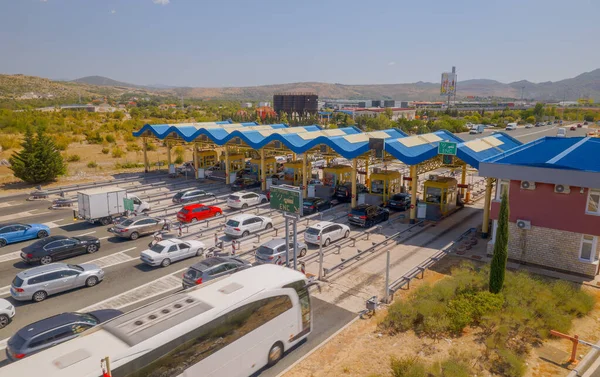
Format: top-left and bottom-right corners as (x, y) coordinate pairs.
(578, 123), (583, 128)
(535, 122), (542, 127)
(570, 125), (577, 131)
(21, 235), (101, 265)
(302, 197), (332, 216)
(348, 204), (390, 227)
(6, 309), (122, 361)
(387, 193), (411, 211)
(231, 178), (261, 191)
(181, 256), (252, 288)
(172, 189), (215, 204)
(334, 182), (368, 202)
(584, 121), (589, 125)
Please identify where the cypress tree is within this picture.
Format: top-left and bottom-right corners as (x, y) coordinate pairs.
(489, 191), (510, 293)
(9, 126), (66, 184)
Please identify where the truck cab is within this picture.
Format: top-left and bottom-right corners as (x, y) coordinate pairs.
(126, 194), (151, 213)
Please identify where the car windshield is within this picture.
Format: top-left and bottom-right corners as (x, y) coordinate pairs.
(179, 209), (189, 214)
(226, 220), (240, 227)
(350, 208), (367, 216)
(306, 228), (320, 235)
(392, 194), (407, 201)
(184, 268), (201, 279)
(73, 313), (99, 325)
(173, 192), (183, 199)
(228, 195), (240, 200)
(303, 201), (315, 206)
(119, 219), (135, 227)
(257, 246), (276, 255)
(150, 244), (166, 253)
(68, 264), (84, 272)
(12, 276), (24, 288)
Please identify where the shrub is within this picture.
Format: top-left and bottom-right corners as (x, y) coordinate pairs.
(174, 146), (185, 158)
(87, 161), (98, 168)
(390, 356), (426, 377)
(86, 131), (104, 144)
(66, 154), (81, 162)
(146, 142), (157, 151)
(126, 142), (141, 152)
(115, 162), (144, 169)
(105, 134), (116, 143)
(0, 135), (21, 150)
(174, 156), (184, 164)
(112, 147), (125, 158)
(53, 135), (73, 151)
(491, 349), (526, 377)
(123, 133), (136, 142)
(101, 147), (110, 154)
(438, 359), (471, 377)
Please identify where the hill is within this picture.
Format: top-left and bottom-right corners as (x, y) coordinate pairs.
(2, 69), (600, 102)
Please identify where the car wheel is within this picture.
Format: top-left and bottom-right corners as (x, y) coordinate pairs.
(242, 203), (249, 209)
(215, 212), (222, 216)
(40, 255), (53, 265)
(196, 248), (204, 257)
(87, 244), (98, 254)
(191, 218), (198, 224)
(366, 220), (373, 228)
(242, 230), (250, 238)
(161, 258), (171, 267)
(299, 248), (307, 257)
(265, 223), (273, 230)
(344, 230), (350, 238)
(85, 276), (99, 287)
(267, 342), (284, 366)
(261, 198), (268, 204)
(32, 290), (47, 302)
(37, 230), (48, 238)
(100, 217), (112, 226)
(0, 239), (6, 248)
(0, 314), (9, 329)
(384, 213), (390, 221)
(130, 232), (139, 240)
(324, 238), (330, 247)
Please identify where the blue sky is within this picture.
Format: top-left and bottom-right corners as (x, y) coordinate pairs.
(1, 0), (599, 87)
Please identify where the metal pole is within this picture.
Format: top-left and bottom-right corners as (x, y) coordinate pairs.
(384, 249), (390, 303)
(293, 218), (298, 270)
(318, 236), (323, 280)
(285, 218), (290, 267)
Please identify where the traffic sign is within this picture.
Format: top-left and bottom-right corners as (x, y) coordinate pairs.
(270, 185), (301, 215)
(438, 141), (457, 156)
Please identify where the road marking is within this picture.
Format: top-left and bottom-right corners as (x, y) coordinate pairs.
(81, 270), (185, 312)
(99, 236), (110, 240)
(76, 231), (96, 237)
(92, 248), (137, 268)
(0, 251), (22, 264)
(43, 221), (63, 229)
(0, 211), (50, 222)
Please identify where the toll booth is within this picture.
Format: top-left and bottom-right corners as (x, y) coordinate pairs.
(197, 150), (218, 169)
(323, 165), (352, 187)
(370, 171), (402, 203)
(422, 176), (458, 220)
(228, 154), (245, 172)
(250, 157), (276, 177)
(282, 160), (311, 186)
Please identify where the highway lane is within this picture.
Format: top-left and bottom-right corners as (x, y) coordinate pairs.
(457, 122), (591, 143)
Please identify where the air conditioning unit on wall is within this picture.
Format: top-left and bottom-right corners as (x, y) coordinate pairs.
(520, 181), (536, 190)
(554, 184), (570, 194)
(516, 219), (531, 230)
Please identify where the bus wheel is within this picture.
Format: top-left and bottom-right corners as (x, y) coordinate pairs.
(267, 341), (284, 366)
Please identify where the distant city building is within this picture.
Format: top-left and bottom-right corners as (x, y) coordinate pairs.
(400, 101), (409, 108)
(241, 102), (253, 108)
(273, 92), (318, 115)
(358, 101), (367, 108)
(258, 101), (271, 107)
(256, 106), (277, 120)
(371, 100), (381, 108)
(383, 100), (396, 108)
(339, 107), (416, 121)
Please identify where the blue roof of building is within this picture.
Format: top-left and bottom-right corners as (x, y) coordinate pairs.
(133, 122), (525, 166)
(483, 136), (600, 173)
(456, 132), (522, 169)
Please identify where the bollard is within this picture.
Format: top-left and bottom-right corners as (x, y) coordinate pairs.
(300, 262), (306, 274)
(231, 242), (236, 255)
(178, 225), (182, 237)
(214, 233), (218, 246)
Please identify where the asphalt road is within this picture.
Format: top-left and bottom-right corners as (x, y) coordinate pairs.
(457, 122), (591, 143)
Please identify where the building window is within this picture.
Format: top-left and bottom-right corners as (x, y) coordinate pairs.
(580, 235), (598, 262)
(586, 189), (600, 215)
(496, 180), (509, 200)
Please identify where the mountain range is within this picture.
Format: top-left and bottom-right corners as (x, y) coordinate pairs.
(2, 69), (600, 102)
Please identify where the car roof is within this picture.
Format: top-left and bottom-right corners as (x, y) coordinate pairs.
(17, 263), (70, 278)
(156, 239), (181, 246)
(229, 214), (257, 221)
(190, 257), (228, 271)
(15, 313), (88, 340)
(182, 203), (205, 209)
(353, 204), (372, 210)
(35, 235), (68, 243)
(0, 223), (26, 228)
(260, 238), (286, 248)
(304, 197), (319, 201)
(309, 221), (335, 229)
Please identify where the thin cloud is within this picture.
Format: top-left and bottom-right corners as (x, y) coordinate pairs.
(40, 0), (47, 2)
(152, 0), (170, 5)
(388, 62), (396, 66)
(110, 9), (116, 14)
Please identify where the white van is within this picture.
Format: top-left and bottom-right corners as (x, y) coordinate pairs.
(505, 123), (518, 131)
(556, 128), (566, 138)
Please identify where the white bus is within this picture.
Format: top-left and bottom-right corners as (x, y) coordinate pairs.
(2, 265), (313, 377)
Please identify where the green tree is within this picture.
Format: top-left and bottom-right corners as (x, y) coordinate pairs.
(489, 191), (509, 294)
(9, 126), (66, 184)
(279, 112), (289, 125)
(533, 103), (545, 119)
(525, 116), (535, 124)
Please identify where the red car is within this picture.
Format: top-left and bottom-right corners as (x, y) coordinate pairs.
(570, 126), (577, 131)
(177, 204), (222, 223)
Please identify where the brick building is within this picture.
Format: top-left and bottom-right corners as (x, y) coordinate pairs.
(479, 137), (600, 278)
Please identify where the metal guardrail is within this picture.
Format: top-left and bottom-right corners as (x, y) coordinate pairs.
(322, 220), (427, 278)
(386, 227), (476, 298)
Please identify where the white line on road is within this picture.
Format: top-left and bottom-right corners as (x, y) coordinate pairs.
(0, 211), (50, 223)
(0, 251), (22, 264)
(76, 231), (96, 237)
(99, 236), (110, 240)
